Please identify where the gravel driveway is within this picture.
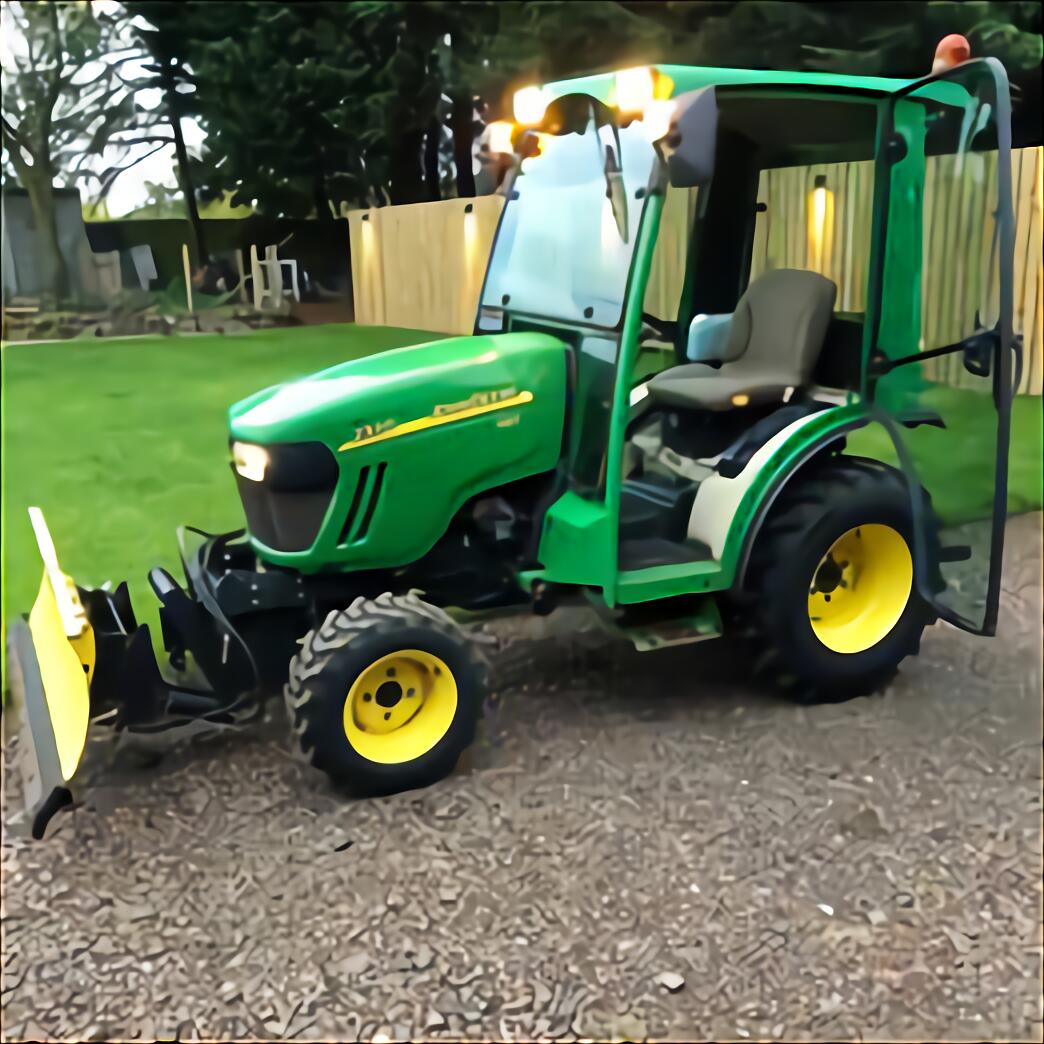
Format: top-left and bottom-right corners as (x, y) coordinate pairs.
(2, 514), (1041, 1043)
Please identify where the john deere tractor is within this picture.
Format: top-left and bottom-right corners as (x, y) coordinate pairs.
(8, 48), (1020, 838)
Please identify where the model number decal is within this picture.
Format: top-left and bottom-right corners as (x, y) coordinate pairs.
(338, 389), (534, 452)
(350, 417), (397, 443)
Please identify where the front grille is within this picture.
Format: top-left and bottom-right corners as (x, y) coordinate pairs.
(232, 440), (338, 553)
(236, 475), (333, 552)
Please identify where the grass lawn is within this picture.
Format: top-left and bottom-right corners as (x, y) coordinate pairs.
(2, 323), (442, 644)
(846, 386), (1043, 524)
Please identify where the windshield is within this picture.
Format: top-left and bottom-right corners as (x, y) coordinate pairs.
(480, 114), (660, 330)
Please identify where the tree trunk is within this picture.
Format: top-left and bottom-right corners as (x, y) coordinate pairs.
(451, 90), (476, 198)
(166, 82), (209, 264)
(23, 171), (71, 304)
(424, 119), (442, 202)
(313, 169), (332, 220)
(388, 128), (426, 205)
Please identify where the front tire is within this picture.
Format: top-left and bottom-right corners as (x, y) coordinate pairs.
(284, 592), (487, 795)
(746, 457), (934, 702)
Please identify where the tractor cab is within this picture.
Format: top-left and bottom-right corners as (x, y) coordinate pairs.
(477, 58), (1016, 634)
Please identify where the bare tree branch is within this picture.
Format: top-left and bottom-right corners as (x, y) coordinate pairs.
(69, 52), (145, 89)
(104, 134), (176, 147)
(1, 114), (35, 160)
(52, 83), (128, 128)
(96, 141), (169, 195)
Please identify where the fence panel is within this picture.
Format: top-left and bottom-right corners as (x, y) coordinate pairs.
(349, 149), (1041, 392)
(348, 196), (504, 334)
(750, 147), (1042, 394)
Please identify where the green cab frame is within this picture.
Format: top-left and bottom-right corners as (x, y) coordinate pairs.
(511, 59), (1015, 634)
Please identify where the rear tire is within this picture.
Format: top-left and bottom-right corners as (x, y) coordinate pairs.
(284, 592), (487, 795)
(745, 457), (934, 703)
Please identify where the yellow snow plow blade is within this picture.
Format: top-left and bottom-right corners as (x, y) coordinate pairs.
(28, 569), (94, 778)
(6, 508), (95, 837)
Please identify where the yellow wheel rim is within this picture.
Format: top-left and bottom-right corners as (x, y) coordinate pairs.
(342, 649), (457, 764)
(808, 524), (913, 654)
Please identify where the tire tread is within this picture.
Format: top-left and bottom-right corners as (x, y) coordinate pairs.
(283, 593), (488, 786)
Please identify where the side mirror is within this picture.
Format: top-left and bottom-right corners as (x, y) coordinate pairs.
(660, 87), (718, 188)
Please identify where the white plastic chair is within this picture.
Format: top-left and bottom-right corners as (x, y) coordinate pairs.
(247, 242), (301, 310)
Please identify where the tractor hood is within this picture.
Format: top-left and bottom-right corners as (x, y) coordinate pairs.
(227, 330), (570, 571)
(229, 331), (568, 448)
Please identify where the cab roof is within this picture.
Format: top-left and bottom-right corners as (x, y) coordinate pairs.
(542, 63), (916, 104)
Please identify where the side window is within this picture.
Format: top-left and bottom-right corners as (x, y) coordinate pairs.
(749, 159), (876, 314)
(643, 184), (699, 323)
(633, 184), (699, 384)
(919, 148), (1000, 352)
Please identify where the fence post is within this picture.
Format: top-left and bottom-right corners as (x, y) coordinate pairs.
(181, 243), (194, 315)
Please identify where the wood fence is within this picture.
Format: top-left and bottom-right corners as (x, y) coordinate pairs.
(350, 147), (1042, 394)
(749, 146), (1042, 394)
(348, 196), (504, 336)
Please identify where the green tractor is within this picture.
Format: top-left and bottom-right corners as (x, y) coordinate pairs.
(9, 49), (1020, 838)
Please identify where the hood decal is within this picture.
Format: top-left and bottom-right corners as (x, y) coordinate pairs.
(338, 389), (534, 452)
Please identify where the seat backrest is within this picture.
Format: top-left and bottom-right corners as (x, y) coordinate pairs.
(722, 269), (837, 379)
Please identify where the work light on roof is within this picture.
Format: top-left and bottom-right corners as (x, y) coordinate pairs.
(513, 85), (548, 126)
(615, 66), (655, 113)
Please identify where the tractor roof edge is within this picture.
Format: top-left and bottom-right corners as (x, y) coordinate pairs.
(541, 64), (916, 107)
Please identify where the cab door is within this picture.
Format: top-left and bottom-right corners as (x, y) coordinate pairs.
(866, 58), (1017, 634)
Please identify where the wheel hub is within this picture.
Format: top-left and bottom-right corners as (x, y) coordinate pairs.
(807, 524), (913, 654)
(343, 649), (457, 760)
(812, 555), (846, 596)
(375, 680), (403, 708)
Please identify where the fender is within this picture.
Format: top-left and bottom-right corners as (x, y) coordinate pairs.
(696, 404), (874, 589)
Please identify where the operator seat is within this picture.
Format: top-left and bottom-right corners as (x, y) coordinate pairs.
(648, 269), (837, 411)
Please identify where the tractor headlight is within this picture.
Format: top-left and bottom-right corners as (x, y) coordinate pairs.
(232, 441), (269, 483)
(513, 85), (548, 126)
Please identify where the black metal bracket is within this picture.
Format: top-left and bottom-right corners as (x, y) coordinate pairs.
(871, 326), (1001, 378)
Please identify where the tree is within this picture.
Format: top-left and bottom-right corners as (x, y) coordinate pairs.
(473, 1), (671, 104)
(455, 0), (672, 182)
(186, 1), (489, 211)
(195, 3), (380, 217)
(87, 0), (1039, 229)
(112, 2), (672, 213)
(794, 2), (1042, 144)
(642, 2), (1041, 143)
(434, 3), (500, 199)
(119, 1), (242, 262)
(347, 1), (465, 205)
(1, 0), (142, 299)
